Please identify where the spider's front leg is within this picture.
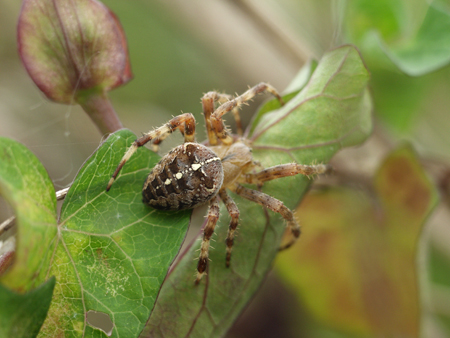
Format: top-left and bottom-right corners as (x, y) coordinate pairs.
(202, 92), (244, 145)
(210, 82), (284, 145)
(196, 196), (221, 284)
(106, 113), (196, 191)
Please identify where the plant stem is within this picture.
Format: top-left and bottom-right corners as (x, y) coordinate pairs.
(77, 91), (123, 135)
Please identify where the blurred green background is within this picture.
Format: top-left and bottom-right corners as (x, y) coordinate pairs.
(1, 0), (450, 337)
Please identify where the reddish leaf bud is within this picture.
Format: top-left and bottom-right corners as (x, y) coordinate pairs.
(18, 0), (133, 104)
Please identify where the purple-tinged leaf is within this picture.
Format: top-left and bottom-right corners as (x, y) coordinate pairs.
(17, 0), (132, 104)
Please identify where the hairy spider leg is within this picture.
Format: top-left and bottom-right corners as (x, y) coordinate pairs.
(202, 92), (243, 146)
(234, 184), (300, 251)
(147, 127), (182, 152)
(242, 163), (331, 186)
(196, 196), (221, 284)
(149, 111), (198, 152)
(106, 113), (196, 191)
(148, 118), (194, 152)
(210, 82), (284, 145)
(218, 189), (240, 267)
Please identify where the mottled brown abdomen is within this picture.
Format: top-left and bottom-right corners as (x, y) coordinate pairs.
(142, 143), (223, 210)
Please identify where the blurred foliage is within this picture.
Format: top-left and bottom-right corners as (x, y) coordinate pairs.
(344, 0), (450, 141)
(1, 0), (450, 337)
(277, 146), (438, 337)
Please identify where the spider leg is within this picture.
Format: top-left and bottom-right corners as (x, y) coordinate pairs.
(148, 132), (175, 152)
(196, 196), (221, 284)
(202, 92), (222, 146)
(202, 91), (243, 146)
(243, 163), (331, 186)
(218, 189), (240, 267)
(106, 113), (196, 191)
(234, 184), (300, 251)
(202, 91), (244, 146)
(210, 83), (284, 145)
(230, 106), (244, 136)
(148, 122), (188, 153)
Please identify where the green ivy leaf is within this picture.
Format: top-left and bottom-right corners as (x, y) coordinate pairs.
(0, 277), (55, 338)
(142, 45), (372, 337)
(36, 130), (191, 337)
(251, 45), (372, 168)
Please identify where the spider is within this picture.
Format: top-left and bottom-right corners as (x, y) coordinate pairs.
(106, 83), (329, 284)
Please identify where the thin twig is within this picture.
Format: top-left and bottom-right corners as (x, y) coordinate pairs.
(0, 216), (15, 237)
(56, 187), (70, 200)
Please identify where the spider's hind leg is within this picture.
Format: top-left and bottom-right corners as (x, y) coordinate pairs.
(242, 163), (331, 186)
(196, 196), (221, 284)
(218, 189), (240, 268)
(234, 184), (300, 251)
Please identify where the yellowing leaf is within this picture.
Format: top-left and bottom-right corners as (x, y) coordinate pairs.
(276, 145), (438, 336)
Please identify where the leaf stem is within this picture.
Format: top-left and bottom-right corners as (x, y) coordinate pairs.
(77, 91), (123, 135)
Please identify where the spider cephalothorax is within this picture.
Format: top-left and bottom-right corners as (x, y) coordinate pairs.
(106, 83), (329, 283)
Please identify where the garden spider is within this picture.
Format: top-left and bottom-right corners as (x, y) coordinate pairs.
(106, 83), (329, 284)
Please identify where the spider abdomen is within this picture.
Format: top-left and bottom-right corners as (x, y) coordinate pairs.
(142, 142), (223, 211)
